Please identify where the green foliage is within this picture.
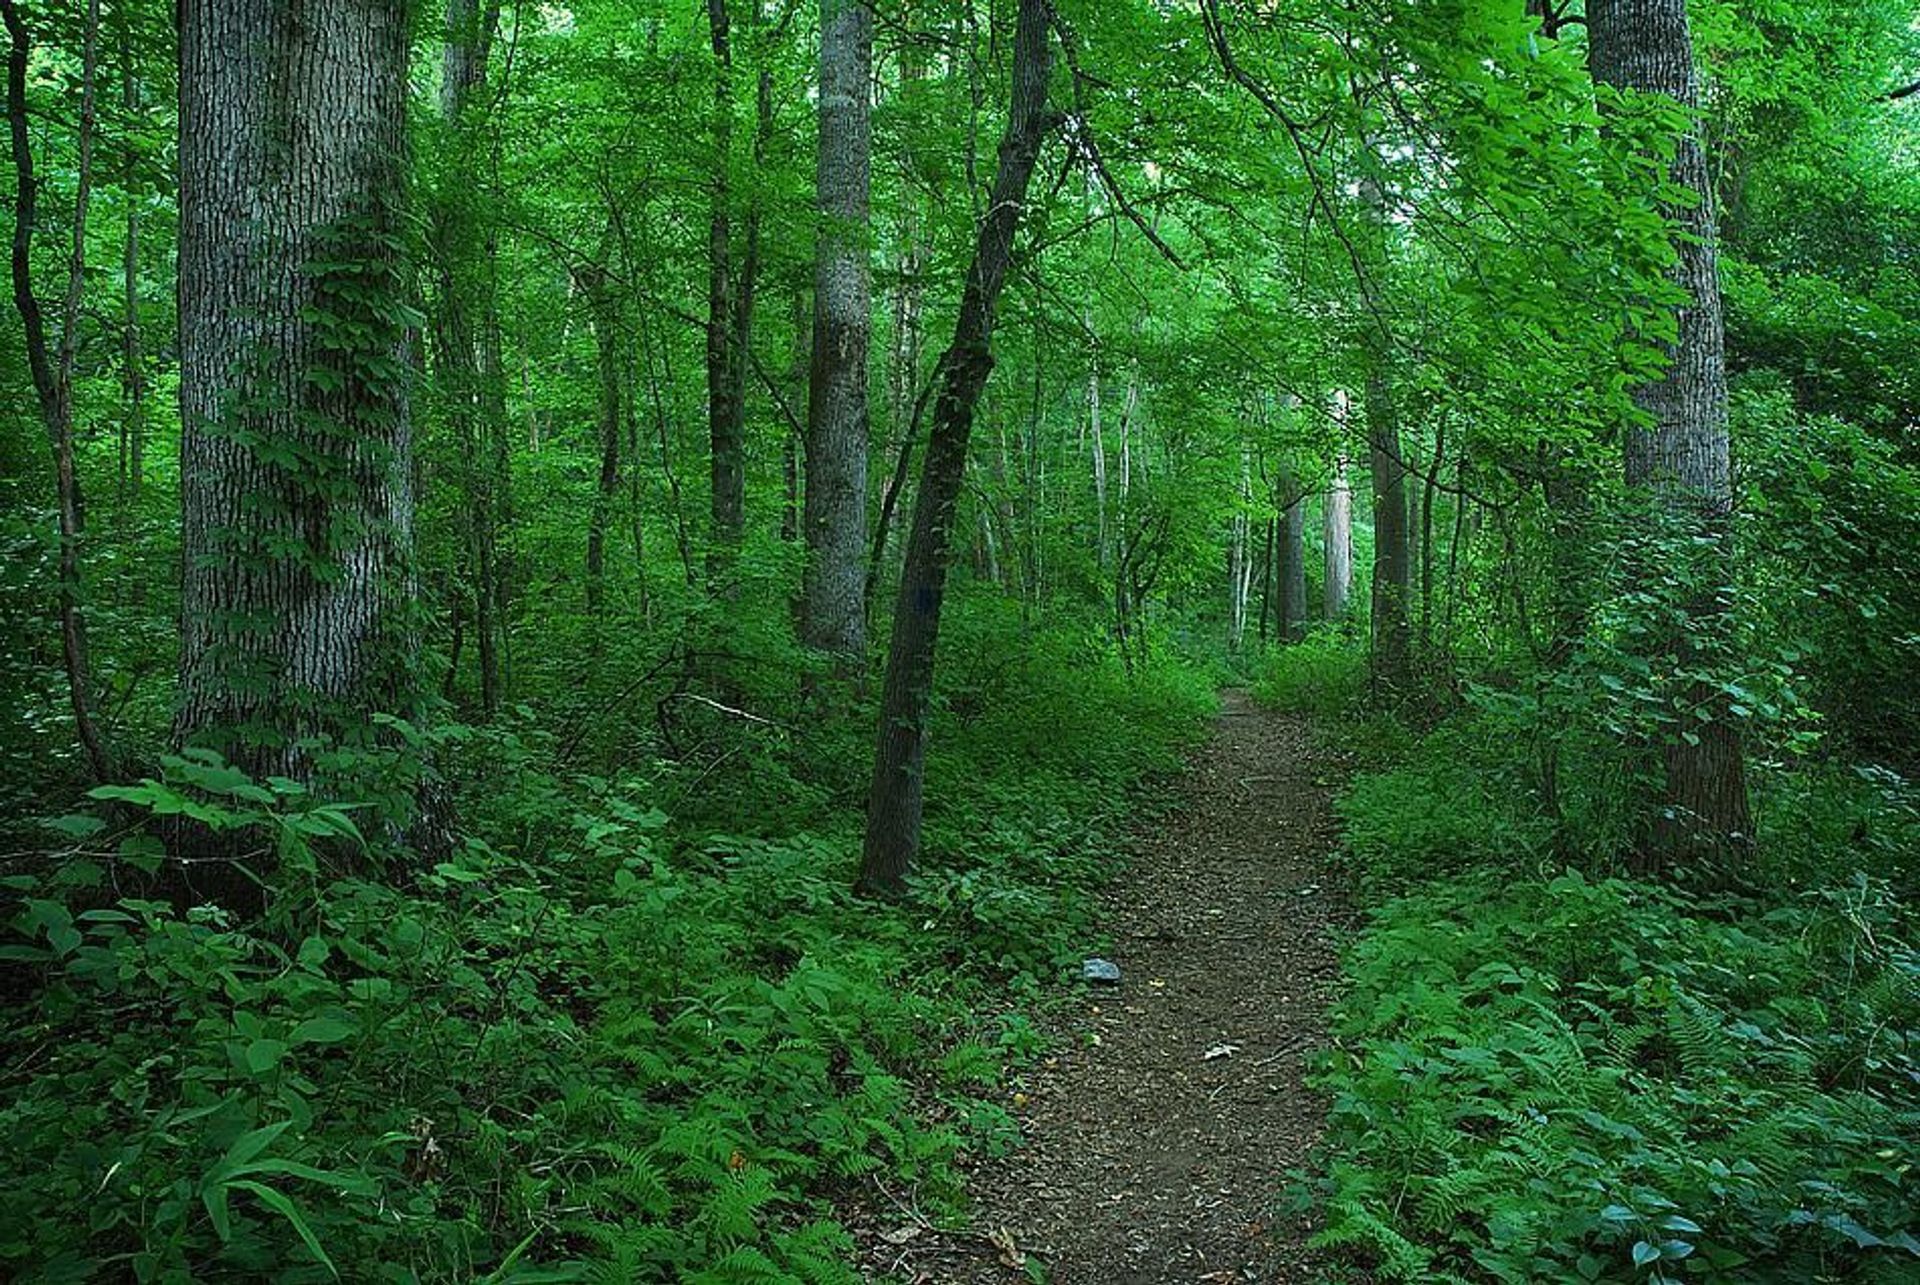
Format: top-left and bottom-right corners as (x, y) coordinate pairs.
(1315, 869), (1919, 1283)
(1309, 693), (1920, 1283)
(1249, 630), (1368, 719)
(0, 637), (1208, 1282)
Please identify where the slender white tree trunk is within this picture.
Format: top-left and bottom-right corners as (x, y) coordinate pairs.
(1324, 392), (1353, 619)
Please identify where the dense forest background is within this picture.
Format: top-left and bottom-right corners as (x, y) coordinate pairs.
(1, 0), (1916, 1281)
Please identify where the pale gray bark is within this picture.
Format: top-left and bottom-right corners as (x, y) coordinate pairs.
(1324, 400), (1353, 619)
(175, 0), (417, 777)
(1227, 445), (1252, 651)
(802, 0), (873, 661)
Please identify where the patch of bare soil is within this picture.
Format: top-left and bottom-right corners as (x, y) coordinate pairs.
(857, 690), (1347, 1284)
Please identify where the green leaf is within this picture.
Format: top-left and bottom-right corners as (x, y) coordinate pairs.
(227, 1180), (340, 1278)
(219, 1120), (291, 1173)
(245, 1038), (290, 1075)
(228, 1157), (375, 1196)
(289, 1016), (356, 1046)
(202, 1180), (232, 1241)
(297, 935), (332, 969)
(46, 813), (106, 840)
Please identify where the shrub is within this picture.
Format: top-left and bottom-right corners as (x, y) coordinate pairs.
(1315, 779), (1920, 1282)
(1251, 630), (1369, 718)
(0, 635), (1213, 1282)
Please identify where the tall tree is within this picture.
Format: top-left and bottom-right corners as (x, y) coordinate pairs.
(705, 0), (770, 584)
(859, 0), (1057, 895)
(1324, 430), (1352, 619)
(1587, 0), (1752, 866)
(1367, 368), (1413, 686)
(1361, 168), (1413, 691)
(431, 0), (510, 713)
(1227, 443), (1253, 651)
(175, 0), (417, 779)
(583, 256), (623, 624)
(116, 5), (144, 501)
(705, 0), (744, 576)
(5, 0), (111, 782)
(801, 0), (872, 662)
(1276, 464), (1307, 642)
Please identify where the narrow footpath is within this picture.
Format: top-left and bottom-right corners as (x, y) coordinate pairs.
(866, 690), (1347, 1284)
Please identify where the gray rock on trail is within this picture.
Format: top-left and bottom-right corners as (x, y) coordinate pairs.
(1082, 957), (1122, 985)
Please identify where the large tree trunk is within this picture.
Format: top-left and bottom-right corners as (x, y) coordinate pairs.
(801, 0), (872, 662)
(6, 0), (111, 783)
(1587, 0), (1751, 869)
(1420, 417), (1447, 646)
(175, 0), (417, 781)
(859, 0), (1056, 896)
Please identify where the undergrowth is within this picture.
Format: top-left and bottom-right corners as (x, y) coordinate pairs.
(1266, 647), (1920, 1284)
(0, 608), (1215, 1283)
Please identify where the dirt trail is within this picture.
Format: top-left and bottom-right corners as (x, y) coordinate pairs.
(865, 690), (1346, 1284)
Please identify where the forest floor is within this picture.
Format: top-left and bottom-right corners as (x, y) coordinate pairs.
(857, 690), (1347, 1284)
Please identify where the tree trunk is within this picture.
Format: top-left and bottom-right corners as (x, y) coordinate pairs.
(705, 0), (746, 579)
(6, 0), (111, 783)
(1367, 370), (1412, 689)
(1420, 417), (1446, 646)
(859, 0), (1055, 896)
(1257, 516), (1275, 642)
(433, 0), (507, 713)
(584, 264), (622, 622)
(1227, 446), (1251, 652)
(175, 0), (417, 781)
(1323, 404), (1353, 619)
(118, 10), (143, 501)
(1277, 465), (1307, 642)
(1587, 0), (1751, 868)
(782, 290), (807, 546)
(1088, 330), (1108, 568)
(802, 0), (872, 662)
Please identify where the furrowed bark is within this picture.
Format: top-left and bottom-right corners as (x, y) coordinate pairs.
(175, 0), (418, 783)
(802, 0), (873, 663)
(1587, 0), (1752, 870)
